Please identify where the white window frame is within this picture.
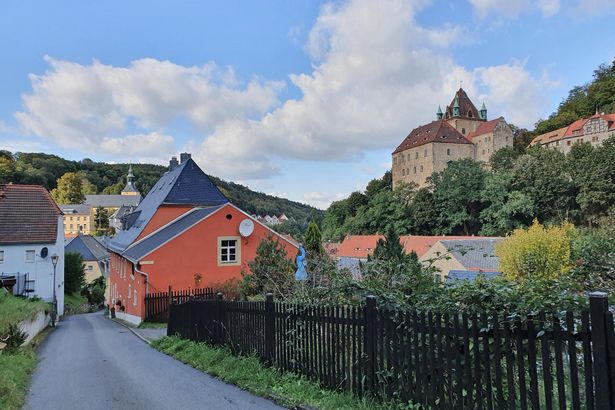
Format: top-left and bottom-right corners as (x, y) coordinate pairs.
(25, 250), (35, 263)
(133, 289), (137, 306)
(128, 284), (131, 299)
(0, 250), (4, 263)
(218, 236), (241, 266)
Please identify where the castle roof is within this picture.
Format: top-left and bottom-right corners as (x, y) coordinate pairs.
(466, 117), (503, 141)
(445, 88), (483, 120)
(393, 120), (472, 154)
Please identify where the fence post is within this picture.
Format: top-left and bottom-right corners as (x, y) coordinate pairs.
(364, 295), (376, 395)
(216, 292), (224, 344)
(167, 285), (172, 323)
(589, 291), (612, 410)
(264, 292), (275, 365)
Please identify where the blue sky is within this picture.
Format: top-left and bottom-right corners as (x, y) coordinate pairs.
(1, 0), (614, 208)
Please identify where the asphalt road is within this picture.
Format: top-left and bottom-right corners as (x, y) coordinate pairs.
(25, 312), (283, 410)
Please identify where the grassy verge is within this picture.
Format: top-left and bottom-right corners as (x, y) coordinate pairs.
(138, 321), (167, 329)
(0, 291), (50, 336)
(0, 327), (51, 410)
(152, 336), (418, 410)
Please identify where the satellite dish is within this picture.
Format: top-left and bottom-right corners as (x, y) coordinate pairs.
(40, 247), (49, 258)
(239, 219), (254, 237)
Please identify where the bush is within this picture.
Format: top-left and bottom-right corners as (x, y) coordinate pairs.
(496, 220), (576, 282)
(81, 276), (106, 307)
(64, 252), (86, 294)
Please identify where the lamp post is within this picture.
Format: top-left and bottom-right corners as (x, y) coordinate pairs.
(51, 254), (59, 327)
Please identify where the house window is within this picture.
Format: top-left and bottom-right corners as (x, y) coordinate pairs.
(25, 250), (35, 262)
(218, 237), (240, 265)
(128, 284), (131, 298)
(0, 250), (4, 263)
(87, 265), (93, 271)
(133, 290), (137, 306)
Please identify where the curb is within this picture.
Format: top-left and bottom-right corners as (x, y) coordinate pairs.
(108, 317), (151, 345)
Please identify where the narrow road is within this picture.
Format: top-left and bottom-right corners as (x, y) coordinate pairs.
(25, 313), (283, 410)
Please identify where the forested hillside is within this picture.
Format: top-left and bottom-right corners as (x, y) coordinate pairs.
(322, 140), (615, 241)
(535, 58), (615, 134)
(0, 151), (322, 224)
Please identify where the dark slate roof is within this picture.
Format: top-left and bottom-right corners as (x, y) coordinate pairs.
(85, 194), (141, 208)
(65, 233), (109, 261)
(446, 270), (500, 282)
(121, 205), (223, 262)
(121, 182), (139, 194)
(393, 120), (471, 153)
(110, 204), (137, 219)
(439, 238), (502, 271)
(108, 158), (228, 253)
(60, 204), (91, 214)
(444, 88), (483, 120)
(0, 184), (61, 245)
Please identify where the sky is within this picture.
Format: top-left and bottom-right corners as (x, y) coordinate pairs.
(0, 0), (614, 209)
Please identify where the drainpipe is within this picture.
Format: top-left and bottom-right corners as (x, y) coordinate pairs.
(134, 264), (149, 296)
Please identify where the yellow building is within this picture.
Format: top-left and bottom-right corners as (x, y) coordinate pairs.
(59, 166), (141, 237)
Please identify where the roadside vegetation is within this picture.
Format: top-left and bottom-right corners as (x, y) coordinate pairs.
(64, 253), (106, 315)
(0, 290), (49, 336)
(153, 336), (418, 410)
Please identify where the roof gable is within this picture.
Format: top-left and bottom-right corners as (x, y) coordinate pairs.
(445, 88), (482, 120)
(393, 120), (471, 154)
(466, 117), (503, 140)
(108, 158), (228, 252)
(0, 184), (61, 245)
(439, 238), (502, 271)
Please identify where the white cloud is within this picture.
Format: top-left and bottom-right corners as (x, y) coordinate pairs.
(469, 0), (560, 18)
(301, 191), (348, 209)
(15, 0), (550, 183)
(196, 0), (548, 180)
(16, 57), (283, 161)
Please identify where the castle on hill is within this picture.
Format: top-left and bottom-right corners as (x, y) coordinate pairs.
(391, 88), (513, 188)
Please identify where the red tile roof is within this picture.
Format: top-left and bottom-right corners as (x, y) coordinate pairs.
(445, 88), (482, 120)
(337, 234), (494, 259)
(0, 184), (62, 245)
(563, 118), (588, 137)
(393, 120), (472, 154)
(466, 118), (501, 141)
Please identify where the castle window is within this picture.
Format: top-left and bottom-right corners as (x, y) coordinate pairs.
(401, 169), (405, 176)
(413, 166), (416, 174)
(415, 152), (418, 159)
(468, 111), (473, 118)
(462, 128), (466, 135)
(482, 149), (485, 155)
(447, 148), (451, 156)
(567, 141), (571, 146)
(420, 165), (424, 172)
(424, 149), (427, 157)
(506, 137), (509, 143)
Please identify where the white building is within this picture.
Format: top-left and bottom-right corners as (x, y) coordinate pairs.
(0, 184), (65, 315)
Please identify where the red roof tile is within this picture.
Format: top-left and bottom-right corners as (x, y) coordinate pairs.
(444, 88), (482, 120)
(0, 184), (62, 245)
(466, 118), (501, 141)
(563, 118), (588, 137)
(393, 120), (472, 154)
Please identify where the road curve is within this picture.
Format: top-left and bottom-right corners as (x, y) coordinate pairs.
(25, 312), (283, 410)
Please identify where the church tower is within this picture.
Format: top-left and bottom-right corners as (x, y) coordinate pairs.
(121, 164), (140, 196)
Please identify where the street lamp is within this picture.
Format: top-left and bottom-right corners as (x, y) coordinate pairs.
(51, 254), (59, 327)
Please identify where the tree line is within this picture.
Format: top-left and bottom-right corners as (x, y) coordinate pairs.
(322, 138), (615, 241)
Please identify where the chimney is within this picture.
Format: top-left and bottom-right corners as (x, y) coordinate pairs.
(180, 152), (191, 164)
(169, 156), (179, 171)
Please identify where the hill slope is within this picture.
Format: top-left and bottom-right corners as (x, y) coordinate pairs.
(0, 150), (322, 223)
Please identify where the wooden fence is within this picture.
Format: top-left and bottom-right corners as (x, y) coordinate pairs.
(168, 292), (615, 409)
(144, 287), (215, 322)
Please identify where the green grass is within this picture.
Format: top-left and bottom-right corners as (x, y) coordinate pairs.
(0, 291), (49, 335)
(63, 292), (90, 315)
(138, 321), (167, 329)
(0, 327), (51, 410)
(152, 336), (419, 410)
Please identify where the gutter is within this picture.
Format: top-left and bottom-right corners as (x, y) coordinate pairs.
(135, 265), (150, 296)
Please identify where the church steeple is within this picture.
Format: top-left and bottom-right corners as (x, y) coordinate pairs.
(452, 95), (460, 117)
(121, 164), (140, 196)
(436, 105), (443, 120)
(480, 101), (487, 120)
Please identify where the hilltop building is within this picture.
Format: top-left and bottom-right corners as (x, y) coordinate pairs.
(530, 111), (615, 153)
(392, 88), (513, 188)
(60, 166), (141, 236)
(107, 154), (298, 325)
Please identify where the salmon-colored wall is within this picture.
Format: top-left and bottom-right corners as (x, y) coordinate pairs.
(108, 204), (297, 319)
(135, 206), (192, 241)
(108, 253), (145, 319)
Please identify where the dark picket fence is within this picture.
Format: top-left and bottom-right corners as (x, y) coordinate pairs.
(168, 292), (615, 409)
(144, 287), (215, 322)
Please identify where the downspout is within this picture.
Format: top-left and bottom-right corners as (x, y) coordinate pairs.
(134, 263), (149, 296)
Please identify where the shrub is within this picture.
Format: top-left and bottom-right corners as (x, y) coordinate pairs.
(496, 220), (576, 283)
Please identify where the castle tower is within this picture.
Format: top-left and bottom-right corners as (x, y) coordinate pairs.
(443, 87), (485, 135)
(480, 102), (488, 120)
(121, 164), (139, 196)
(436, 106), (443, 120)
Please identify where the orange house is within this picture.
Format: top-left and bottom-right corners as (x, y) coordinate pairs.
(107, 154), (298, 325)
